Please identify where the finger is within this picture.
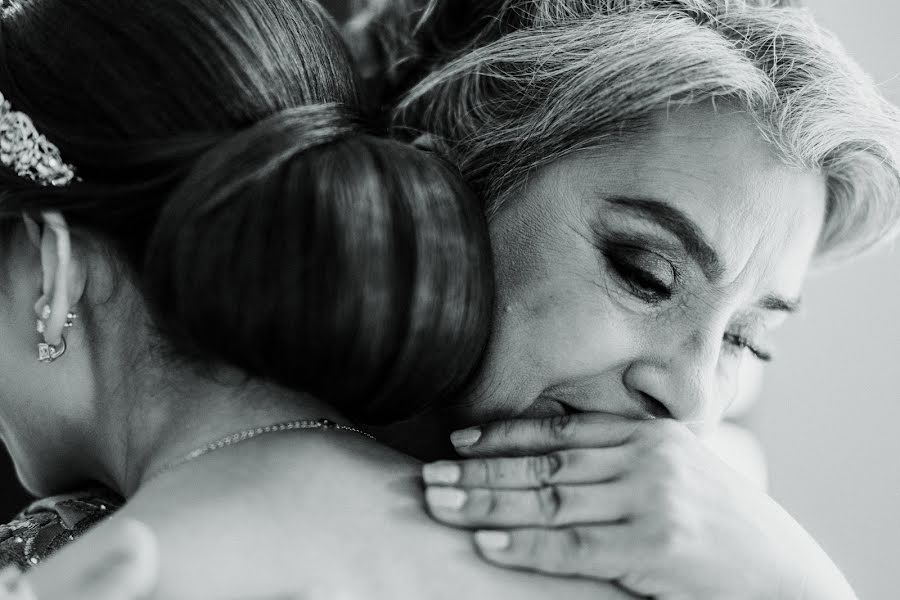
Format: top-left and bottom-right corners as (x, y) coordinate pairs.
(28, 518), (159, 600)
(472, 526), (635, 581)
(424, 482), (632, 528)
(423, 447), (633, 489)
(451, 413), (644, 457)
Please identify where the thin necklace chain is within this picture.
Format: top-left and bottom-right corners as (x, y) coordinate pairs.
(143, 418), (375, 485)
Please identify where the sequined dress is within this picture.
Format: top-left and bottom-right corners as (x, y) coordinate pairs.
(0, 489), (121, 570)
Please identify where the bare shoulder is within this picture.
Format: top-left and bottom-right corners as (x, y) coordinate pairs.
(113, 435), (638, 600)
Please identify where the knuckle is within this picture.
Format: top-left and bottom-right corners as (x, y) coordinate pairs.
(546, 451), (566, 479)
(639, 489), (696, 558)
(469, 489), (500, 518)
(530, 528), (583, 573)
(527, 452), (564, 485)
(513, 530), (558, 571)
(536, 485), (564, 525)
(530, 526), (615, 579)
(544, 414), (575, 443)
(489, 419), (521, 445)
(519, 529), (545, 559)
(645, 524), (677, 559)
(644, 513), (691, 559)
(483, 490), (501, 517)
(558, 527), (591, 571)
(637, 474), (683, 517)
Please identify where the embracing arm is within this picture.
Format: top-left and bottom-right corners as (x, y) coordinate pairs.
(422, 414), (857, 600)
(335, 442), (646, 600)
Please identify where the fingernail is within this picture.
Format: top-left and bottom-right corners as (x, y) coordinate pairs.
(425, 487), (467, 510)
(422, 461), (461, 485)
(475, 530), (511, 551)
(450, 427), (481, 448)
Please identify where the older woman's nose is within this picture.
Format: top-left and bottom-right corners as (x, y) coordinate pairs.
(622, 335), (726, 430)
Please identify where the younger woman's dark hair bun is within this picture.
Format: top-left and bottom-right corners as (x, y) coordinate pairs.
(144, 103), (494, 425)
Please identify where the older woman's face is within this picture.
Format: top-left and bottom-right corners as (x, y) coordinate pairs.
(458, 104), (826, 433)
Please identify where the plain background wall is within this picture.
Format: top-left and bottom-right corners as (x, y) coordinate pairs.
(750, 1), (900, 597)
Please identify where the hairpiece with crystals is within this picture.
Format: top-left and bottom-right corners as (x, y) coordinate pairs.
(0, 92), (76, 186)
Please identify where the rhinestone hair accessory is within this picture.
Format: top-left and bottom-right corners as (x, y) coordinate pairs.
(0, 92), (76, 186)
(0, 1), (25, 19)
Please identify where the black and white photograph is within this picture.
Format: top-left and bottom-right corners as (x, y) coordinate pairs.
(0, 0), (896, 598)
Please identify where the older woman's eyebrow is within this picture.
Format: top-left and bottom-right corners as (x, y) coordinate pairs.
(757, 294), (801, 314)
(603, 196), (725, 281)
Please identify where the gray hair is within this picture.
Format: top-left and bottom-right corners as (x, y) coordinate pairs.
(378, 0), (900, 261)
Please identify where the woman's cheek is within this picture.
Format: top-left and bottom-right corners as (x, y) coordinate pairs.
(723, 355), (765, 418)
(528, 299), (642, 380)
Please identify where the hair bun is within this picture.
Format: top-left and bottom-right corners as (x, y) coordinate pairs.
(143, 103), (493, 424)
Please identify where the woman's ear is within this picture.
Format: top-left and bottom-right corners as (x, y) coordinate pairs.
(32, 211), (87, 346)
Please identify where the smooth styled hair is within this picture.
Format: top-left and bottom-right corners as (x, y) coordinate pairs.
(0, 0), (493, 425)
(351, 0), (900, 261)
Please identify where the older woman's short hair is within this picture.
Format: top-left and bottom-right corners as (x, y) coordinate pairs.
(355, 0), (900, 261)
